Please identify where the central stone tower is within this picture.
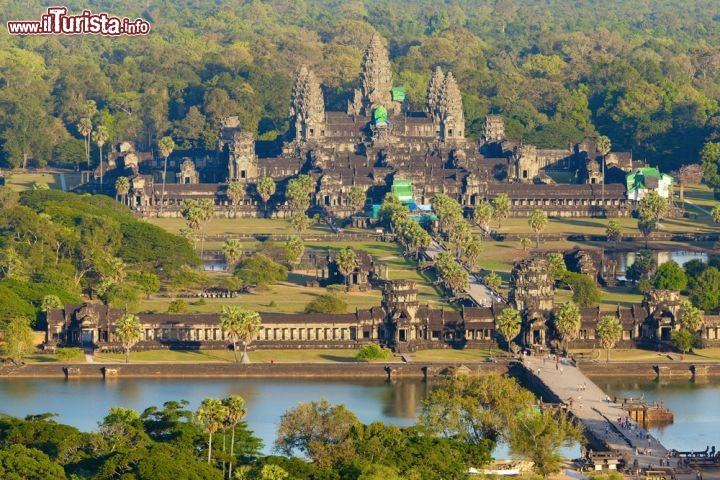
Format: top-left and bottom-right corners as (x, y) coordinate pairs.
(348, 34), (393, 116)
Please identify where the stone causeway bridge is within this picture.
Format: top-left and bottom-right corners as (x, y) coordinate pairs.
(522, 355), (672, 470)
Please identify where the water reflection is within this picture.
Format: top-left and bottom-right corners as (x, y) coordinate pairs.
(609, 250), (708, 272)
(588, 375), (720, 451)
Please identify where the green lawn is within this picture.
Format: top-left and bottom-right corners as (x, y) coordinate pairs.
(3, 172), (83, 191)
(146, 217), (335, 236)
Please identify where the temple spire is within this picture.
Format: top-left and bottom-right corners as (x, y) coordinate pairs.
(426, 66), (444, 119)
(437, 71), (465, 141)
(289, 65), (325, 142)
(357, 33), (393, 116)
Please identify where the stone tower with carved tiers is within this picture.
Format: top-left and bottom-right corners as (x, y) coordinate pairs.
(218, 117), (258, 181)
(289, 65), (326, 143)
(349, 34), (393, 116)
(437, 72), (465, 142)
(509, 257), (555, 313)
(426, 66), (444, 122)
(382, 280), (419, 321)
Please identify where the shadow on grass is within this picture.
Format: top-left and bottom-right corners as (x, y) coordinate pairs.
(26, 355), (60, 363)
(319, 354), (358, 362)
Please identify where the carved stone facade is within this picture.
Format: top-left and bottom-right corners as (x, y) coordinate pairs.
(176, 159), (200, 184)
(437, 72), (465, 142)
(289, 65), (326, 143)
(349, 33), (394, 116)
(509, 257), (555, 313)
(483, 115), (505, 143)
(218, 117), (258, 181)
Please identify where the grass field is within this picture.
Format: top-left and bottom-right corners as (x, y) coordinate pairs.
(146, 217), (335, 236)
(93, 349), (390, 363)
(3, 172), (83, 191)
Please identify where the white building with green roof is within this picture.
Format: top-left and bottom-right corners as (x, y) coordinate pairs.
(625, 167), (673, 202)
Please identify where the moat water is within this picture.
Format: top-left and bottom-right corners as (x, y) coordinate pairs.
(0, 375), (714, 454)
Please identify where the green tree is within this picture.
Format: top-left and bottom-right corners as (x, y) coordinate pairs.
(285, 174), (314, 213)
(256, 177), (276, 218)
(378, 193), (410, 232)
(605, 219), (621, 248)
(507, 409), (583, 479)
(553, 301), (581, 352)
(492, 193), (511, 229)
(626, 250), (657, 282)
(304, 293), (348, 314)
(564, 272), (601, 307)
(234, 253), (288, 288)
(690, 267), (720, 313)
(283, 236), (304, 267)
(546, 252), (567, 281)
(41, 294), (63, 313)
(495, 307), (522, 348)
(653, 260), (688, 290)
(671, 328), (698, 355)
(637, 217), (657, 248)
(701, 141), (720, 190)
(196, 398), (228, 464)
(115, 176), (130, 205)
(463, 235), (483, 272)
(355, 344), (391, 361)
(528, 209), (548, 248)
(679, 300), (705, 332)
(222, 239), (244, 267)
(129, 272), (161, 299)
(226, 181), (245, 218)
(334, 247), (357, 289)
(473, 201), (494, 238)
(289, 212), (310, 233)
(222, 395), (248, 479)
(484, 271), (502, 290)
(431, 193), (463, 234)
(221, 305), (261, 363)
(114, 313), (143, 363)
(2, 317), (35, 364)
(77, 117), (92, 170)
(712, 204), (720, 224)
(260, 464), (289, 480)
(0, 444), (67, 479)
(93, 125), (109, 185)
(167, 299), (189, 314)
(519, 237), (532, 251)
(637, 190), (669, 223)
(420, 374), (534, 445)
(157, 136), (175, 217)
(347, 185), (366, 213)
(275, 398), (360, 467)
(596, 315), (622, 362)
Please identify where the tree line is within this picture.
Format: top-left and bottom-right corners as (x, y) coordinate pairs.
(0, 373), (581, 479)
(2, 1), (720, 172)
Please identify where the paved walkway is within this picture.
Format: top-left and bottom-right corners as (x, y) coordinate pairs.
(425, 241), (502, 307)
(523, 355), (672, 469)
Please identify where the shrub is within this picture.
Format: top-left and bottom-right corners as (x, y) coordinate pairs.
(167, 299), (189, 314)
(57, 348), (83, 361)
(356, 344), (391, 361)
(304, 294), (348, 314)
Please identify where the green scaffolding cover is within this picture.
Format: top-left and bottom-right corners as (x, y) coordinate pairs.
(391, 87), (406, 102)
(392, 179), (413, 203)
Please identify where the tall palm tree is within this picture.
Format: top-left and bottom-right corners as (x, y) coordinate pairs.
(222, 395), (247, 479)
(94, 125), (109, 186)
(196, 398), (227, 464)
(596, 135), (611, 209)
(77, 117), (92, 170)
(219, 307), (262, 364)
(256, 177), (276, 218)
(115, 176), (130, 205)
(226, 180), (245, 218)
(157, 136), (175, 216)
(114, 313), (143, 363)
(222, 239), (243, 268)
(334, 247), (357, 290)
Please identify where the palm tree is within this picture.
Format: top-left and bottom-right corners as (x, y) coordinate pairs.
(226, 180), (245, 218)
(256, 177), (276, 218)
(77, 117), (92, 170)
(334, 247), (357, 290)
(220, 305), (262, 363)
(222, 395), (247, 479)
(115, 176), (130, 205)
(114, 313), (143, 363)
(596, 135), (611, 210)
(157, 136), (175, 216)
(94, 125), (109, 186)
(528, 209), (548, 249)
(196, 398), (228, 464)
(222, 239), (243, 268)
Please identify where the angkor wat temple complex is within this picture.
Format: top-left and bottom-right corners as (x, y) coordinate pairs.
(104, 34), (645, 220)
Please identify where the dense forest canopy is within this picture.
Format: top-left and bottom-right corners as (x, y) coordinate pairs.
(2, 0), (720, 171)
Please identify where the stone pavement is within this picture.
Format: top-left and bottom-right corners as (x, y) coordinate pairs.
(523, 354), (675, 470)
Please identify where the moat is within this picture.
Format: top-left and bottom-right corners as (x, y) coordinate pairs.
(0, 375), (715, 454)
